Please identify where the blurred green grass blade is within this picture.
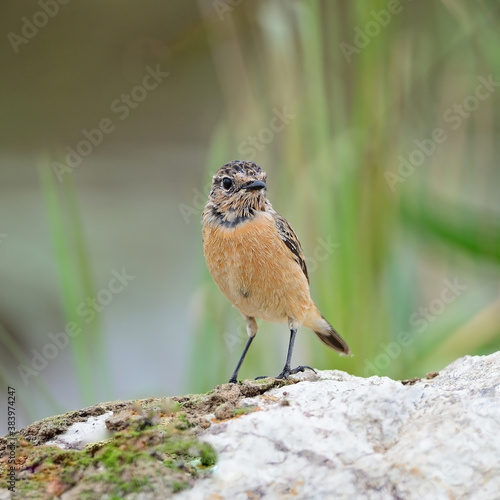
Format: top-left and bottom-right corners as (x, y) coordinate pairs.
(414, 298), (500, 372)
(206, 123), (231, 173)
(38, 163), (78, 329)
(401, 198), (500, 263)
(62, 174), (110, 399)
(38, 160), (94, 405)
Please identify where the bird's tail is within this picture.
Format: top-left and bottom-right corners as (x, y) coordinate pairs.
(303, 305), (351, 355)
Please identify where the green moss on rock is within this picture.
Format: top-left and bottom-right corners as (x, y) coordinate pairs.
(0, 378), (290, 498)
(0, 413), (216, 498)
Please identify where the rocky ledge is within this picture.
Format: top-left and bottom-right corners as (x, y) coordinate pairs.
(1, 353), (499, 499)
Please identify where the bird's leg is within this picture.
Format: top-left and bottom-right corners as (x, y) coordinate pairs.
(276, 321), (316, 380)
(228, 337), (254, 383)
(229, 316), (257, 383)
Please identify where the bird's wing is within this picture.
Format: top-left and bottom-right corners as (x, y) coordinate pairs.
(273, 212), (309, 283)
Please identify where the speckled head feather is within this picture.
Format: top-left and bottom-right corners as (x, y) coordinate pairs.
(203, 160), (270, 226)
(213, 160), (266, 182)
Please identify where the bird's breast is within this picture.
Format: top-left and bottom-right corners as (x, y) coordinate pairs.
(203, 211), (311, 323)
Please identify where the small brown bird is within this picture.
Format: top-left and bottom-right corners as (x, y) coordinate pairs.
(202, 160), (350, 383)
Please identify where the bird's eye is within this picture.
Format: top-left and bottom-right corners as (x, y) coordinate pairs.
(222, 177), (233, 190)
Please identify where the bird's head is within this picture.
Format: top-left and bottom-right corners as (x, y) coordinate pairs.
(204, 160), (268, 225)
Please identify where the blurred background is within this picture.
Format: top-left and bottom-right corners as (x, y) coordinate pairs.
(1, 0), (499, 434)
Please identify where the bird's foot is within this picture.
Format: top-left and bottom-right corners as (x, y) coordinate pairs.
(255, 365), (316, 381)
(276, 365), (316, 380)
(228, 376), (238, 384)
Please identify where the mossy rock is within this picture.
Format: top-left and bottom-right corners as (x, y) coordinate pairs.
(0, 378), (290, 498)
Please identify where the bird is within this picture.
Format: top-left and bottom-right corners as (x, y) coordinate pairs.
(202, 160), (350, 383)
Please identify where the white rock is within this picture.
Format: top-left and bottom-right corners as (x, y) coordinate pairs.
(46, 411), (113, 450)
(179, 353), (500, 500)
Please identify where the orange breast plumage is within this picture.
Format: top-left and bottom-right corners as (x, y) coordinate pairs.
(202, 211), (312, 324)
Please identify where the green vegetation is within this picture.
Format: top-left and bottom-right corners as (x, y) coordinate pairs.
(0, 408), (217, 498)
(39, 161), (110, 404)
(233, 406), (258, 417)
(191, 0), (500, 389)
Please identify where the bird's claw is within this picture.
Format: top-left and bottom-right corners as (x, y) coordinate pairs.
(276, 365), (316, 379)
(254, 365), (316, 381)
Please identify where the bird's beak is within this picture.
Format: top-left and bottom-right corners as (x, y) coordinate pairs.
(243, 180), (266, 191)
